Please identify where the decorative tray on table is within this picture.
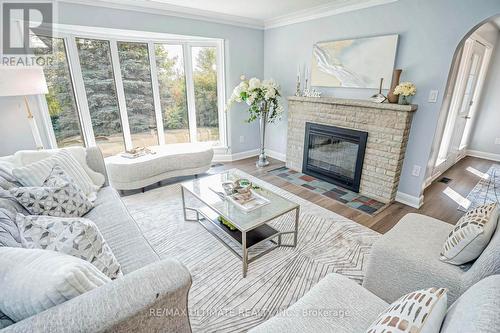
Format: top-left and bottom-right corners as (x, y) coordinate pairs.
(210, 178), (270, 212)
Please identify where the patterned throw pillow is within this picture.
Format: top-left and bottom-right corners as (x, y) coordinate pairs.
(0, 209), (21, 247)
(10, 166), (93, 218)
(12, 150), (100, 201)
(366, 287), (448, 333)
(16, 214), (122, 279)
(0, 311), (14, 329)
(0, 166), (21, 191)
(440, 203), (499, 265)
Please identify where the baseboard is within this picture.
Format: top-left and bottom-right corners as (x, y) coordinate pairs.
(466, 149), (500, 162)
(266, 149), (286, 162)
(214, 148), (286, 163)
(395, 191), (424, 209)
(213, 148), (260, 162)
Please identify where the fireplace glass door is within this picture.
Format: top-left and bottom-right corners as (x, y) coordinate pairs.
(302, 123), (368, 192)
(307, 134), (358, 182)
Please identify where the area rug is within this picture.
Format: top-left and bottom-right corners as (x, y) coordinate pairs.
(268, 166), (385, 215)
(461, 164), (500, 212)
(122, 169), (380, 333)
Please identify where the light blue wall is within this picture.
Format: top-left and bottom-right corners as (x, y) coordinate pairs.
(469, 33), (500, 156)
(0, 2), (264, 156)
(263, 0), (500, 199)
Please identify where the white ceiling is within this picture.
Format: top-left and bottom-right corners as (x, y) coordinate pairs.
(64, 0), (398, 29)
(146, 0), (343, 21)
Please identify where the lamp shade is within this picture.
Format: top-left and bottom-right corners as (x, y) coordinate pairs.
(0, 66), (48, 97)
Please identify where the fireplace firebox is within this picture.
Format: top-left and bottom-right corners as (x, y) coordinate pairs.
(302, 122), (368, 192)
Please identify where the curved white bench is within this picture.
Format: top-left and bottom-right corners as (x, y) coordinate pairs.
(105, 143), (214, 190)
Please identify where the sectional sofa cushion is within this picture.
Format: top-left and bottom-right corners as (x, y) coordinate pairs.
(366, 287), (447, 333)
(12, 150), (100, 201)
(0, 208), (21, 247)
(10, 166), (93, 218)
(16, 214), (122, 279)
(84, 186), (159, 274)
(441, 275), (500, 333)
(440, 203), (499, 265)
(249, 273), (388, 333)
(0, 247), (109, 322)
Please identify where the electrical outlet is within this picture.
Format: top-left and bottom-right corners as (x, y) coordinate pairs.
(412, 165), (421, 177)
(239, 135), (245, 143)
(495, 138), (500, 145)
(428, 90), (439, 103)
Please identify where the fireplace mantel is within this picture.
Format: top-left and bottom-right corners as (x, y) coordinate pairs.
(288, 96), (417, 112)
(286, 96), (418, 204)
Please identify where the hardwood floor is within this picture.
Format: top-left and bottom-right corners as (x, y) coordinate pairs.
(221, 155), (497, 234)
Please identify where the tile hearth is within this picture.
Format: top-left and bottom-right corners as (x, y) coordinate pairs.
(268, 166), (385, 215)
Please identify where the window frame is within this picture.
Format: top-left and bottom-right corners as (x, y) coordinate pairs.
(30, 33), (88, 149)
(39, 25), (227, 153)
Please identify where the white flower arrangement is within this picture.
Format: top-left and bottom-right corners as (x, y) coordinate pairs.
(393, 82), (417, 96)
(226, 75), (283, 123)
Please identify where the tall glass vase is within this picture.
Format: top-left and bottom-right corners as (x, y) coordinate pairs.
(256, 106), (270, 168)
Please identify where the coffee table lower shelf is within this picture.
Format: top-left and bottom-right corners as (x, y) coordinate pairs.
(198, 207), (279, 248)
(195, 206), (283, 277)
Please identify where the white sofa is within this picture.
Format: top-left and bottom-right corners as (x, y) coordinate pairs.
(0, 147), (192, 332)
(363, 212), (500, 305)
(105, 143), (214, 191)
(249, 273), (500, 333)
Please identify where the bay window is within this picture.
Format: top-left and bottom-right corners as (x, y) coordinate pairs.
(33, 36), (84, 148)
(192, 46), (219, 143)
(37, 27), (226, 157)
(117, 42), (158, 148)
(155, 44), (190, 144)
(76, 38), (125, 156)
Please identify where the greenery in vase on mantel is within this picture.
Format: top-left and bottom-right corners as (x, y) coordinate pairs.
(226, 76), (284, 167)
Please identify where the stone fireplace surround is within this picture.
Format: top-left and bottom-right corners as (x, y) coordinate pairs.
(286, 97), (417, 204)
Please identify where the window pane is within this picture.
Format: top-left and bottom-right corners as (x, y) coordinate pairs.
(155, 44), (189, 144)
(117, 42), (157, 147)
(33, 36), (84, 148)
(192, 46), (219, 142)
(77, 38), (125, 157)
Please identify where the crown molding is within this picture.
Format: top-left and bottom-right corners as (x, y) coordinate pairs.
(58, 0), (265, 29)
(59, 0), (399, 31)
(264, 0), (399, 29)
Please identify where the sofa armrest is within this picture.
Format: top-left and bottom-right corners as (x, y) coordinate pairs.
(363, 213), (465, 304)
(86, 147), (109, 187)
(3, 258), (192, 333)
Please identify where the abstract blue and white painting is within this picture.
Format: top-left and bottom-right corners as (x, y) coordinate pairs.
(311, 34), (398, 89)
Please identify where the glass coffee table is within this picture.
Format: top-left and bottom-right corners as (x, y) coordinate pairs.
(181, 171), (300, 277)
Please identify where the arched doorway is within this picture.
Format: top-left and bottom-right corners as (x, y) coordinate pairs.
(426, 14), (500, 185)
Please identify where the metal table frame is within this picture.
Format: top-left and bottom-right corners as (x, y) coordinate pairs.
(181, 185), (300, 277)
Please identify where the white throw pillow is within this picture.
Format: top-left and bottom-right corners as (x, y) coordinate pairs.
(14, 147), (105, 188)
(16, 213), (122, 279)
(12, 150), (100, 201)
(440, 203), (499, 265)
(366, 287), (448, 333)
(10, 166), (93, 218)
(0, 247), (109, 322)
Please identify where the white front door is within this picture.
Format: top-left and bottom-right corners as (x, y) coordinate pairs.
(433, 38), (488, 176)
(453, 40), (486, 160)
